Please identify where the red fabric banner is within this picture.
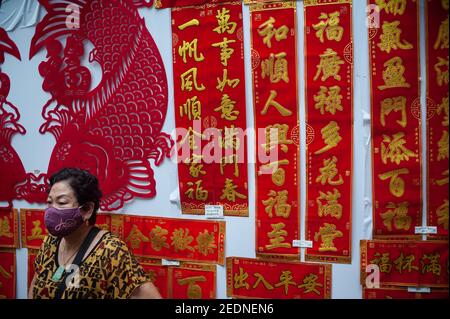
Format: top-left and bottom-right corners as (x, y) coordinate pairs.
(250, 1), (300, 259)
(304, 0), (353, 264)
(172, 2), (249, 217)
(226, 257), (331, 299)
(0, 209), (19, 248)
(117, 214), (225, 264)
(360, 240), (449, 288)
(20, 209), (47, 250)
(27, 249), (38, 291)
(426, 0), (449, 239)
(368, 0), (422, 239)
(138, 258), (170, 298)
(155, 0), (234, 9)
(363, 287), (449, 299)
(95, 213), (113, 232)
(0, 249), (15, 299)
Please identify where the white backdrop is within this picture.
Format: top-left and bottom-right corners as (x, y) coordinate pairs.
(3, 0), (429, 299)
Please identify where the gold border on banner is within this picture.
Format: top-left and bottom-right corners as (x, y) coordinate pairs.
(304, 0), (351, 6)
(249, 1), (295, 11)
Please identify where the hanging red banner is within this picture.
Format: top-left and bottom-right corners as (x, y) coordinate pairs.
(226, 257), (331, 299)
(304, 0), (353, 264)
(117, 214), (225, 264)
(368, 0), (422, 239)
(138, 258), (170, 298)
(360, 240), (449, 288)
(250, 1), (300, 259)
(0, 209), (19, 248)
(426, 0), (449, 239)
(20, 209), (47, 250)
(95, 213), (113, 232)
(172, 2), (249, 217)
(0, 249), (15, 299)
(363, 287), (449, 299)
(155, 0), (233, 9)
(27, 249), (38, 291)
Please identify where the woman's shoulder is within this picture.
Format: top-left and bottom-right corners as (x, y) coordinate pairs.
(98, 231), (131, 254)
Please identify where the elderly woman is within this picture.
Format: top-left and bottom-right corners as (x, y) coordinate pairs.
(29, 167), (161, 299)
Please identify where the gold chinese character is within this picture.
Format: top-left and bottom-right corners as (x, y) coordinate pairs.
(27, 220), (46, 241)
(178, 39), (205, 63)
(184, 154), (206, 178)
(266, 222), (291, 250)
(257, 17), (289, 48)
(312, 11), (344, 43)
(437, 130), (449, 161)
(298, 274), (323, 295)
(178, 19), (200, 30)
(371, 252), (393, 273)
(436, 169), (449, 186)
(421, 253), (442, 276)
(180, 96), (201, 120)
(216, 69), (240, 92)
(179, 126), (205, 151)
(0, 265), (12, 279)
(263, 190), (291, 219)
(381, 202), (411, 231)
(185, 180), (209, 201)
(261, 90), (292, 117)
(181, 68), (205, 92)
(435, 56), (449, 86)
(394, 253), (419, 274)
(434, 16), (449, 50)
(314, 223), (343, 252)
(316, 189), (343, 220)
(378, 57), (411, 90)
(380, 96), (407, 128)
(442, 0), (449, 10)
(378, 168), (409, 198)
(436, 94), (449, 127)
(212, 37), (236, 67)
(214, 94), (239, 121)
(220, 154), (239, 177)
(253, 273), (274, 290)
(377, 21), (413, 53)
(316, 156), (344, 186)
(220, 178), (247, 202)
(149, 225), (169, 251)
(375, 0), (407, 16)
(263, 123), (293, 153)
(314, 121), (342, 155)
(195, 230), (217, 256)
(381, 132), (417, 165)
(274, 271), (296, 296)
(314, 86), (343, 115)
(436, 200), (449, 230)
(258, 160), (290, 187)
(219, 125), (241, 151)
(261, 52), (289, 83)
(170, 228), (195, 252)
(125, 224), (149, 249)
(0, 216), (13, 238)
(177, 276), (206, 299)
(314, 48), (344, 81)
(214, 8), (237, 34)
(234, 267), (249, 289)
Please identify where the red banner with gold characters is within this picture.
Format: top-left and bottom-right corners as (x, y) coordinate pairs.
(115, 214), (225, 264)
(360, 240), (449, 288)
(368, 0), (422, 238)
(0, 249), (15, 299)
(426, 0), (449, 239)
(363, 287), (449, 299)
(250, 1), (300, 259)
(172, 2), (249, 217)
(20, 209), (47, 250)
(0, 209), (19, 248)
(28, 249), (38, 291)
(304, 0), (353, 264)
(226, 257), (331, 299)
(155, 0), (233, 8)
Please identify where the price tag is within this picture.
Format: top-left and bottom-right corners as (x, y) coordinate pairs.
(407, 287), (431, 293)
(414, 226), (437, 234)
(162, 259), (180, 266)
(205, 205), (224, 219)
(292, 240), (313, 248)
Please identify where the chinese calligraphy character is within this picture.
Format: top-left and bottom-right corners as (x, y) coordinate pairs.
(195, 230), (217, 256)
(257, 17), (289, 48)
(234, 267), (249, 289)
(180, 96), (201, 120)
(27, 220), (46, 241)
(0, 216), (13, 238)
(314, 121), (342, 155)
(436, 94), (449, 126)
(375, 0), (407, 16)
(177, 276), (206, 299)
(253, 273), (274, 290)
(220, 178), (247, 202)
(181, 68), (206, 92)
(263, 123), (293, 153)
(378, 57), (410, 90)
(184, 154), (206, 178)
(149, 225), (169, 251)
(381, 132), (417, 164)
(316, 189), (343, 220)
(380, 96), (407, 128)
(394, 253), (419, 274)
(179, 127), (205, 151)
(214, 94), (239, 121)
(314, 86), (343, 115)
(170, 228), (195, 252)
(371, 252), (393, 273)
(436, 200), (449, 230)
(437, 130), (449, 160)
(377, 21), (413, 53)
(378, 168), (409, 198)
(434, 16), (449, 50)
(314, 223), (343, 252)
(381, 202), (411, 231)
(220, 154), (239, 178)
(435, 56), (449, 86)
(312, 11), (344, 43)
(212, 37), (236, 66)
(185, 180), (209, 201)
(314, 48), (344, 81)
(421, 253), (441, 276)
(258, 160), (289, 187)
(298, 274), (323, 295)
(178, 18), (200, 31)
(274, 271), (296, 296)
(266, 222), (291, 250)
(125, 224), (149, 249)
(216, 69), (240, 92)
(214, 8), (237, 34)
(178, 39), (205, 63)
(219, 125), (241, 151)
(316, 156), (344, 186)
(261, 52), (289, 83)
(261, 90), (293, 116)
(262, 190), (291, 219)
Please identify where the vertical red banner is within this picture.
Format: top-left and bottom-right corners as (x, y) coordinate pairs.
(27, 249), (38, 291)
(250, 1), (300, 259)
(0, 209), (19, 248)
(368, 0), (422, 238)
(0, 249), (15, 299)
(20, 209), (48, 250)
(426, 0), (449, 238)
(172, 2), (249, 217)
(304, 0), (353, 264)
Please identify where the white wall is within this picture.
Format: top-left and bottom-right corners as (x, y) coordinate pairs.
(3, 0), (428, 299)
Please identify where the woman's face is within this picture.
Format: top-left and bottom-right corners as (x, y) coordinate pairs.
(47, 181), (78, 209)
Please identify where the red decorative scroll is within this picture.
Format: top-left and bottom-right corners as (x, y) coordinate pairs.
(28, 0), (173, 211)
(155, 0), (232, 8)
(360, 240), (449, 288)
(28, 249), (38, 290)
(426, 0), (449, 238)
(172, 2), (248, 217)
(250, 1), (300, 259)
(368, 0), (422, 238)
(138, 258), (170, 298)
(304, 0), (353, 264)
(363, 287), (449, 299)
(20, 209), (47, 250)
(118, 214), (225, 264)
(95, 213), (112, 232)
(0, 249), (15, 299)
(226, 257), (331, 299)
(0, 209), (19, 248)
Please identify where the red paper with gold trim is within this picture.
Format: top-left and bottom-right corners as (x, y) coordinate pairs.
(170, 262), (216, 299)
(0, 249), (16, 299)
(27, 249), (38, 291)
(368, 0), (422, 238)
(363, 287), (449, 299)
(95, 213), (112, 232)
(226, 257), (331, 299)
(20, 208), (48, 250)
(0, 209), (19, 248)
(250, 1), (300, 259)
(172, 2), (248, 217)
(138, 258), (170, 298)
(119, 214), (225, 264)
(426, 0), (449, 239)
(304, 0), (353, 264)
(155, 0), (233, 8)
(360, 240), (449, 288)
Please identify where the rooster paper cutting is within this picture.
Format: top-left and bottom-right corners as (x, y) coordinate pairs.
(26, 0), (173, 210)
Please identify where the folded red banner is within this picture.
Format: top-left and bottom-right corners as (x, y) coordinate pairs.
(360, 240), (449, 288)
(0, 249), (16, 299)
(0, 209), (19, 248)
(426, 0), (449, 239)
(20, 209), (47, 250)
(363, 287), (449, 299)
(368, 0), (422, 238)
(304, 0), (353, 264)
(117, 214), (225, 264)
(226, 257), (331, 299)
(250, 1), (300, 259)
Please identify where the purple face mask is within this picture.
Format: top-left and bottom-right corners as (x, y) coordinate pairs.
(44, 206), (85, 238)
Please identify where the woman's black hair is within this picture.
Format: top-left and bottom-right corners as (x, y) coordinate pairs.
(49, 167), (102, 225)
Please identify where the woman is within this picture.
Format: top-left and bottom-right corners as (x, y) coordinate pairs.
(29, 167), (162, 299)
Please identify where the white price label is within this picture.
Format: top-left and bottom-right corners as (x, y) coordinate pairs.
(292, 240), (313, 248)
(205, 205), (224, 219)
(407, 287), (431, 293)
(414, 226), (437, 234)
(162, 259), (180, 266)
